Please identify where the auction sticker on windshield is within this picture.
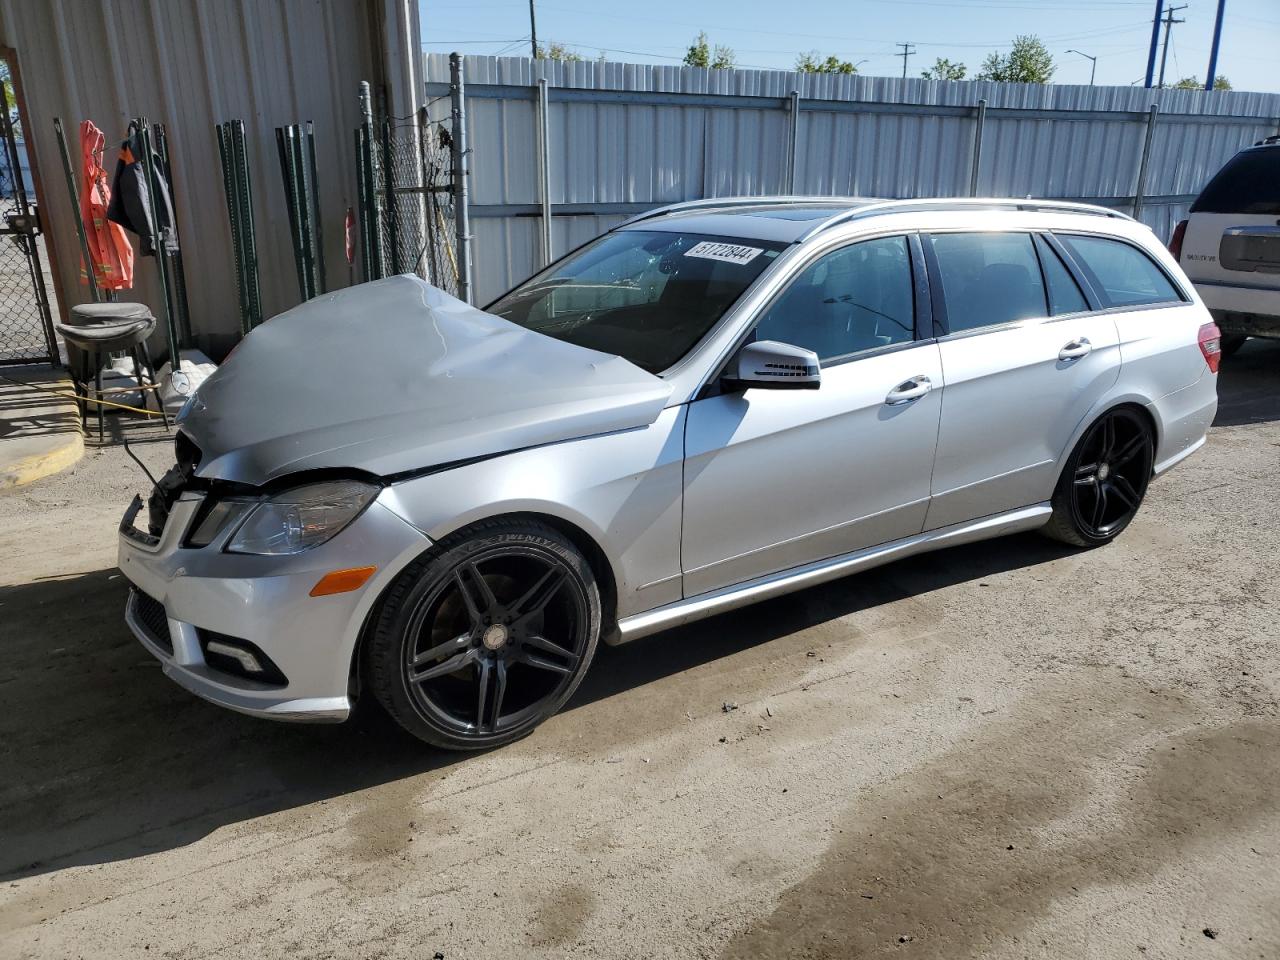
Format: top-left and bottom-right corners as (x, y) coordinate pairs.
(684, 241), (764, 265)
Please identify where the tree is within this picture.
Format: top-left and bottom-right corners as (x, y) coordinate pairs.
(795, 52), (858, 74)
(1172, 74), (1232, 90)
(684, 32), (736, 70)
(975, 35), (1054, 84)
(921, 57), (967, 81)
(535, 41), (584, 62)
(0, 61), (15, 121)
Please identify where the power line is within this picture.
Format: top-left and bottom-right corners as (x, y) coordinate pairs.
(422, 38), (534, 45)
(896, 42), (916, 79)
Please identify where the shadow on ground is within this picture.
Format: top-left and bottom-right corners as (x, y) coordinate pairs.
(1214, 336), (1280, 427)
(3, 337), (1275, 883)
(0, 368), (80, 441)
(1, 532), (1070, 882)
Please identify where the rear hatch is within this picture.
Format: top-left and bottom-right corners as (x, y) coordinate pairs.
(1181, 145), (1280, 289)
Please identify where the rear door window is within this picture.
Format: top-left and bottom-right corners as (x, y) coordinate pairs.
(1057, 235), (1183, 308)
(1191, 147), (1280, 215)
(927, 232), (1047, 333)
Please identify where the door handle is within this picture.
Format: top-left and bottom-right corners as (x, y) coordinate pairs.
(885, 375), (932, 405)
(1058, 337), (1092, 361)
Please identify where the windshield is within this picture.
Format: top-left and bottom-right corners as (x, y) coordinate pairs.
(488, 230), (788, 373)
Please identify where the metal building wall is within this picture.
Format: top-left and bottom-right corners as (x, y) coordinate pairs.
(426, 54), (1280, 305)
(0, 0), (380, 360)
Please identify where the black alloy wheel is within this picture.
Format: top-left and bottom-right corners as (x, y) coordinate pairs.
(1044, 407), (1154, 547)
(367, 519), (600, 750)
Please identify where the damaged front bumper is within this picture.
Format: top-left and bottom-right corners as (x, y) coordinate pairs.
(117, 488), (431, 722)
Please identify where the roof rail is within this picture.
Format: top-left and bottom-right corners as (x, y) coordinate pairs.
(798, 197), (1134, 241)
(617, 195), (876, 228)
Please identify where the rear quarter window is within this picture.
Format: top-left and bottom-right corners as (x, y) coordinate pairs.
(1191, 147), (1280, 216)
(1057, 235), (1184, 308)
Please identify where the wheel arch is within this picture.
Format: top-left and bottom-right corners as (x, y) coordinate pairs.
(346, 509), (621, 698)
(1058, 394), (1161, 484)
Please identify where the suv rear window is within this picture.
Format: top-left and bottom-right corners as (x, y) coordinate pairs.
(1190, 147), (1280, 215)
(1058, 235), (1182, 307)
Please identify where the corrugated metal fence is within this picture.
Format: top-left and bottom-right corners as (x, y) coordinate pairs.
(425, 54), (1280, 306)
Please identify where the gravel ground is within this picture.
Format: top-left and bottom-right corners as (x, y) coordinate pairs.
(2, 339), (1278, 959)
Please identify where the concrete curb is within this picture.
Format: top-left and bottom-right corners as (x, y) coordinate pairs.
(0, 431), (85, 490)
(0, 370), (86, 491)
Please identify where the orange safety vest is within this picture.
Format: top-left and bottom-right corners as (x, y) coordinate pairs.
(79, 120), (134, 290)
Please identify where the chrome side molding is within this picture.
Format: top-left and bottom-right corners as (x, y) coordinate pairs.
(611, 503), (1053, 644)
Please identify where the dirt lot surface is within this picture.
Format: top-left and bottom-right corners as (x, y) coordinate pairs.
(3, 340), (1279, 959)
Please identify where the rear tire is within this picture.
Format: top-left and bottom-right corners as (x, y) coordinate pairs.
(366, 518), (601, 750)
(1042, 407), (1154, 548)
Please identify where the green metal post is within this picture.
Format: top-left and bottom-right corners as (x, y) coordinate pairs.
(217, 122), (251, 335)
(276, 125), (310, 300)
(52, 117), (101, 303)
(380, 117), (400, 275)
(154, 123), (192, 347)
(354, 126), (372, 281)
(305, 121), (327, 293)
(292, 127), (316, 299)
(136, 119), (180, 367)
(232, 121), (262, 327)
(360, 82), (383, 280)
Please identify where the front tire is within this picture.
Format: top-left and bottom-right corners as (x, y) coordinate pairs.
(1042, 407), (1154, 548)
(366, 518), (601, 750)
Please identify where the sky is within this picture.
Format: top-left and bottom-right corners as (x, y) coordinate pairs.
(419, 0), (1280, 93)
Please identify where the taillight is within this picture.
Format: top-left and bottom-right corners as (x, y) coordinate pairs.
(1169, 219), (1188, 261)
(1198, 321), (1222, 373)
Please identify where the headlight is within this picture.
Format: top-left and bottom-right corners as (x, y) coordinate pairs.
(187, 498), (251, 547)
(224, 480), (379, 555)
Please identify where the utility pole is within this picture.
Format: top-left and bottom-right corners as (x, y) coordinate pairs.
(1067, 48), (1097, 85)
(1156, 3), (1187, 88)
(1204, 0), (1226, 91)
(1143, 0), (1165, 88)
(529, 0), (538, 60)
(896, 42), (915, 79)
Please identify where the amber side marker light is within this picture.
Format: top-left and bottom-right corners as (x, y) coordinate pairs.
(310, 566), (377, 597)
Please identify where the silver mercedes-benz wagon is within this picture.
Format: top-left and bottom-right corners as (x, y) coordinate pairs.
(119, 197), (1221, 748)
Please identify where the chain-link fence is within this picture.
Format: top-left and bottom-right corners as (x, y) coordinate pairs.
(363, 111), (460, 298)
(0, 100), (58, 365)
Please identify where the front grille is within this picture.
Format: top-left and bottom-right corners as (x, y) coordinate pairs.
(132, 590), (173, 654)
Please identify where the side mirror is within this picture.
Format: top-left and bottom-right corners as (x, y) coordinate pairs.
(723, 340), (821, 391)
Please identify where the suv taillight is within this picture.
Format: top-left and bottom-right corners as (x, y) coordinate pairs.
(1198, 321), (1222, 373)
(1169, 219), (1188, 261)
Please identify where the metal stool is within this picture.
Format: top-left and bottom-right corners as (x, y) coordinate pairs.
(56, 302), (171, 442)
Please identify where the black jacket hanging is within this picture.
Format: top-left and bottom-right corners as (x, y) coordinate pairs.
(107, 121), (179, 256)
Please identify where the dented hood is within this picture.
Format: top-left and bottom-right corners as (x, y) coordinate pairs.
(179, 275), (673, 484)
